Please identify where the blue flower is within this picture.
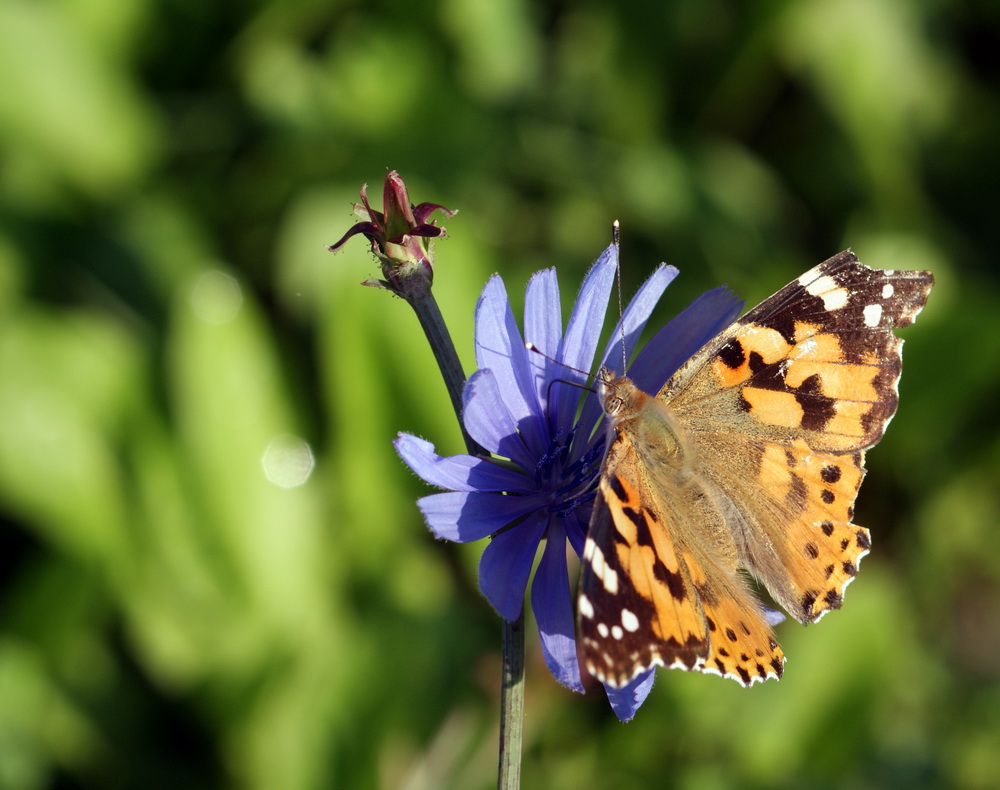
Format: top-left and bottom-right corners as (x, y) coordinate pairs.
(394, 244), (742, 720)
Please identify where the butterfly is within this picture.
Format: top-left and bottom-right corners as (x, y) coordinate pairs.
(577, 250), (933, 688)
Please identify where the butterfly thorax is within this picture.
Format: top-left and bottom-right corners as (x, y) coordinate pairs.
(598, 369), (688, 465)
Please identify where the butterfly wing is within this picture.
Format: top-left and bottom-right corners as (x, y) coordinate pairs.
(578, 389), (785, 688)
(663, 251), (933, 624)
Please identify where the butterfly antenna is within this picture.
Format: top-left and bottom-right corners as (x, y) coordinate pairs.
(524, 343), (594, 381)
(524, 343), (599, 405)
(613, 221), (627, 374)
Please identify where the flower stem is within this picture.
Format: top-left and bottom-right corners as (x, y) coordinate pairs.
(498, 613), (525, 790)
(400, 273), (486, 457)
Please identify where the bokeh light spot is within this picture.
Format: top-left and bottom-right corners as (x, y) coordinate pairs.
(261, 434), (315, 488)
(190, 270), (243, 324)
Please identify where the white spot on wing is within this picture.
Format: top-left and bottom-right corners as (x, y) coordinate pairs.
(579, 594), (594, 619)
(590, 542), (605, 576)
(611, 625), (624, 640)
(802, 274), (849, 310)
(802, 273), (836, 295)
(823, 288), (849, 310)
(587, 541), (619, 594)
(621, 608), (640, 632)
(863, 303), (882, 327)
(882, 283), (894, 299)
(597, 623), (609, 638)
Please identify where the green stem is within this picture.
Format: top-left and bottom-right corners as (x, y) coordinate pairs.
(401, 274), (486, 457)
(498, 613), (525, 790)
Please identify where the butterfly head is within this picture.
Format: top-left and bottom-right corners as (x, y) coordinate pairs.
(596, 367), (646, 420)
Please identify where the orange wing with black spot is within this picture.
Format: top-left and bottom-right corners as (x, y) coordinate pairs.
(664, 251), (932, 624)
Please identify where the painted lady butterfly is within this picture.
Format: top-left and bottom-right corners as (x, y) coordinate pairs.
(578, 251), (933, 687)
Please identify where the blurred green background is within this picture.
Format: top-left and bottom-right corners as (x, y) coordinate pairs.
(0, 0), (997, 788)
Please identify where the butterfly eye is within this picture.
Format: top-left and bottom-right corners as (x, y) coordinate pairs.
(606, 395), (625, 416)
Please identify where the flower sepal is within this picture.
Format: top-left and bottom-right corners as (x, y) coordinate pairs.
(328, 170), (456, 300)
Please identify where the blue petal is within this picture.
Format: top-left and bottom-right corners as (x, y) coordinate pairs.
(605, 669), (655, 722)
(394, 434), (529, 493)
(530, 519), (583, 691)
(573, 262), (680, 452)
(474, 276), (547, 454)
(552, 245), (617, 428)
(523, 268), (562, 411)
(601, 262), (680, 378)
(761, 605), (786, 627)
(417, 491), (544, 542)
(479, 511), (548, 620)
(564, 511), (589, 558)
(629, 286), (743, 395)
(462, 369), (532, 470)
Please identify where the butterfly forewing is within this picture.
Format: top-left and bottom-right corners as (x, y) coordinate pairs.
(579, 472), (708, 686)
(666, 251), (934, 452)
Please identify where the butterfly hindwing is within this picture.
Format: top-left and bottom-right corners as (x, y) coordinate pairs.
(697, 433), (872, 624)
